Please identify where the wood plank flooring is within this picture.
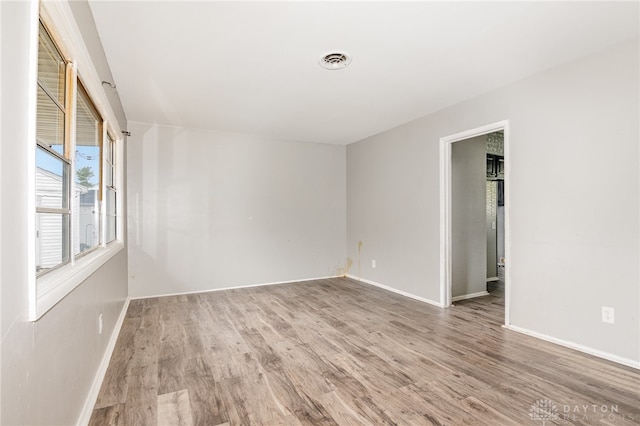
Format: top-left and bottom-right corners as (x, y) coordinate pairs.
(90, 277), (640, 425)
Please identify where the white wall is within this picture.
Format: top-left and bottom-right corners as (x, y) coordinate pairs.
(0, 1), (129, 424)
(451, 136), (487, 298)
(347, 38), (639, 364)
(127, 122), (346, 298)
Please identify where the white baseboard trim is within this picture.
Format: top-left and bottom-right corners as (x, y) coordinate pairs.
(346, 274), (444, 308)
(504, 324), (640, 370)
(451, 291), (490, 302)
(130, 275), (342, 300)
(77, 296), (131, 426)
(486, 277), (499, 282)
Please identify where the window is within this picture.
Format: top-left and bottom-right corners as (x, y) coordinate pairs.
(36, 21), (113, 275)
(105, 134), (117, 243)
(35, 21), (71, 274)
(74, 82), (102, 255)
(33, 11), (124, 320)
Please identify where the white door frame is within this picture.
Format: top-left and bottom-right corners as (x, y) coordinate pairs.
(439, 120), (511, 326)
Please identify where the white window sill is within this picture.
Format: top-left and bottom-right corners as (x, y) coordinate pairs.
(32, 241), (124, 321)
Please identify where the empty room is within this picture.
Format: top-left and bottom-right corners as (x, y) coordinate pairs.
(1, 1), (639, 425)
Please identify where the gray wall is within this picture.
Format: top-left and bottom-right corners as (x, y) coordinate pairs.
(347, 38), (639, 363)
(127, 121), (346, 298)
(0, 1), (129, 424)
(451, 136), (487, 298)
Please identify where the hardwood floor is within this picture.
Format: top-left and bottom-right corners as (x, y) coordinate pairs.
(90, 277), (640, 425)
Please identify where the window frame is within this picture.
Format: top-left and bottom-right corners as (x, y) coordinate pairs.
(104, 133), (118, 244)
(73, 79), (104, 259)
(30, 3), (125, 321)
(35, 21), (73, 276)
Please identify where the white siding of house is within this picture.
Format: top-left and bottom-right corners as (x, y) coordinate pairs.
(36, 168), (64, 268)
(36, 167), (90, 269)
(77, 194), (99, 253)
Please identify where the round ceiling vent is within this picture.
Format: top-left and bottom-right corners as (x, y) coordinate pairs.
(319, 51), (352, 70)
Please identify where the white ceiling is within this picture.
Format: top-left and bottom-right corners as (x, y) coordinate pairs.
(89, 1), (639, 145)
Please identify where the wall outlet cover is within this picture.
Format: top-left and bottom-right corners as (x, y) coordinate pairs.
(602, 306), (615, 324)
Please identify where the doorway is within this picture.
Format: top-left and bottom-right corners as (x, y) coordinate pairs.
(439, 121), (510, 325)
(485, 134), (505, 301)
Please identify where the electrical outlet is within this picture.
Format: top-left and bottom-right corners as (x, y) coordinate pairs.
(602, 307), (614, 324)
(372, 259), (376, 269)
(98, 314), (104, 334)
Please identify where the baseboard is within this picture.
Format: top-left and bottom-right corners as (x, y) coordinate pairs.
(504, 325), (640, 370)
(486, 277), (499, 282)
(77, 296), (131, 426)
(451, 291), (490, 302)
(346, 274), (444, 308)
(130, 275), (342, 300)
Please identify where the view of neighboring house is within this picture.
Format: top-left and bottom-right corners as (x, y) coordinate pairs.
(35, 167), (99, 270)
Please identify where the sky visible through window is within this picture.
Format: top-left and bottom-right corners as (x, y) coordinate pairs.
(36, 145), (100, 187)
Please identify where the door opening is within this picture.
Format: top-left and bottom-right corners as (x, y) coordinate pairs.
(485, 134), (505, 303)
(439, 121), (510, 325)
